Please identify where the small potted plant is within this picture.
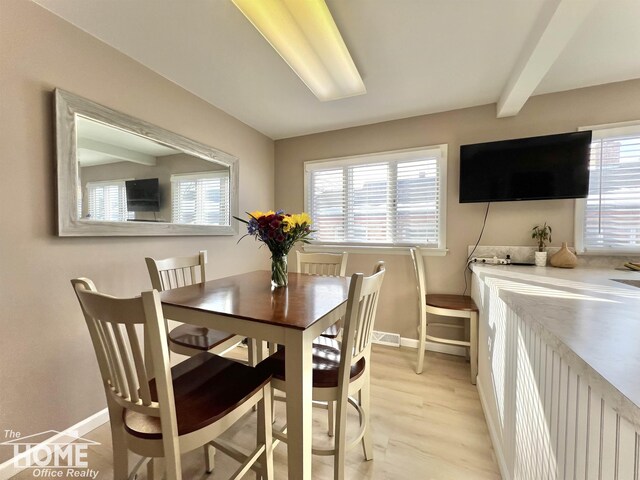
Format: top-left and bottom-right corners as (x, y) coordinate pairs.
(531, 222), (552, 266)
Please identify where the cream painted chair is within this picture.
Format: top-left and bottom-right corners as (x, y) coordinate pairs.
(410, 247), (479, 383)
(259, 262), (386, 480)
(296, 251), (348, 339)
(296, 251), (348, 276)
(145, 251), (256, 365)
(71, 278), (273, 480)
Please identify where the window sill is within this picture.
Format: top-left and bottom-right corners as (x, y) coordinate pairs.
(303, 244), (448, 256)
(577, 248), (640, 256)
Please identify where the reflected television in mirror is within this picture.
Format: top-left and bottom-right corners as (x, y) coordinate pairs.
(125, 178), (160, 213)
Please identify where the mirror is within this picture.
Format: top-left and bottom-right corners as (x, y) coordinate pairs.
(55, 89), (238, 236)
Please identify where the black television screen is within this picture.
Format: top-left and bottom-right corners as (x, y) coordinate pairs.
(459, 131), (592, 203)
(125, 178), (160, 212)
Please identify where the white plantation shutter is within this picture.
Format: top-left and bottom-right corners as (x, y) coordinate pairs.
(87, 180), (131, 221)
(577, 123), (640, 253)
(171, 172), (230, 225)
(309, 168), (346, 241)
(305, 146), (447, 248)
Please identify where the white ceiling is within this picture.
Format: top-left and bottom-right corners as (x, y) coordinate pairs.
(77, 116), (179, 166)
(34, 0), (640, 140)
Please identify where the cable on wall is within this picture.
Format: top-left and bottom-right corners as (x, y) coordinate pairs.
(463, 202), (491, 296)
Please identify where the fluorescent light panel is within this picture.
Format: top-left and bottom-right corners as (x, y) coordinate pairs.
(232, 0), (366, 101)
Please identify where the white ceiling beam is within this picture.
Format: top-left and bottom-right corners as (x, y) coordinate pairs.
(77, 138), (157, 166)
(497, 0), (598, 118)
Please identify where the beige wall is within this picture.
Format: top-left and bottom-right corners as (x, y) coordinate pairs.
(0, 0), (273, 462)
(275, 79), (640, 340)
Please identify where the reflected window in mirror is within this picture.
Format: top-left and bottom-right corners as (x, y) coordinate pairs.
(85, 179), (132, 222)
(171, 172), (229, 225)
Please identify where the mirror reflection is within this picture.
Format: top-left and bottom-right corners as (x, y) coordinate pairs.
(77, 117), (230, 226)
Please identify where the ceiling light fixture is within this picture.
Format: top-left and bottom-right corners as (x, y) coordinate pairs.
(232, 0), (366, 102)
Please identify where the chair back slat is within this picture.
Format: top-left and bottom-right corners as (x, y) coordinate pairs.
(100, 321), (128, 398)
(126, 324), (152, 406)
(409, 248), (427, 321)
(296, 252), (348, 277)
(146, 250), (207, 292)
(112, 323), (138, 402)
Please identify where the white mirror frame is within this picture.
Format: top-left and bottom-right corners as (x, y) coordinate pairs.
(55, 88), (239, 236)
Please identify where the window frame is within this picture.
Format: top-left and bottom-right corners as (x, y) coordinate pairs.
(303, 145), (448, 256)
(575, 121), (640, 255)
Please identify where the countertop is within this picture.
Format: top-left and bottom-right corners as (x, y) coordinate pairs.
(471, 264), (640, 423)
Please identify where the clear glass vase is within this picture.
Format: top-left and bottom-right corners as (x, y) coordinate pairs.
(271, 255), (288, 287)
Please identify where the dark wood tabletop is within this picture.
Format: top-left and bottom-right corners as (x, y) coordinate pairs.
(160, 270), (351, 330)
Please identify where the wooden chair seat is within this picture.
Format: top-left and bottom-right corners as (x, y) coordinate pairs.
(124, 352), (271, 440)
(425, 294), (479, 312)
(168, 324), (237, 352)
(258, 339), (366, 389)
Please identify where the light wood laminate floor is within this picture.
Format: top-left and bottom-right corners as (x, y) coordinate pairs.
(13, 346), (500, 479)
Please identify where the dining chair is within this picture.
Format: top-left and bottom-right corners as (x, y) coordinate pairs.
(259, 262), (386, 480)
(145, 250), (256, 365)
(296, 251), (348, 339)
(410, 247), (479, 383)
(71, 278), (273, 480)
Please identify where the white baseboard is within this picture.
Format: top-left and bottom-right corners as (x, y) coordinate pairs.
(477, 379), (510, 480)
(400, 337), (467, 357)
(0, 408), (109, 480)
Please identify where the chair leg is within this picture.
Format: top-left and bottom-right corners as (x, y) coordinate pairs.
(334, 393), (349, 480)
(248, 339), (259, 413)
(416, 319), (427, 374)
(107, 403), (128, 479)
(204, 444), (215, 474)
(248, 338), (258, 367)
(327, 401), (335, 437)
(470, 312), (478, 385)
(360, 375), (374, 461)
(464, 320), (471, 361)
(147, 458), (165, 480)
(257, 386), (274, 480)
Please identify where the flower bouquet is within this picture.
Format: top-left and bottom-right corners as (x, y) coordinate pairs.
(235, 210), (314, 287)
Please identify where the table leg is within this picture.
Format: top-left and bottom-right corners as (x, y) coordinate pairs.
(284, 328), (313, 480)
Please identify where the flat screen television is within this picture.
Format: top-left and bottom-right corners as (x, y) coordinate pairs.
(125, 178), (160, 212)
(459, 131), (592, 203)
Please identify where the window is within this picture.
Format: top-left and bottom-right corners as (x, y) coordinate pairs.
(304, 146), (447, 251)
(171, 172), (230, 225)
(576, 122), (640, 254)
(86, 180), (131, 222)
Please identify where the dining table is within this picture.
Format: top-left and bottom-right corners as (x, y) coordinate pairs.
(160, 270), (351, 479)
